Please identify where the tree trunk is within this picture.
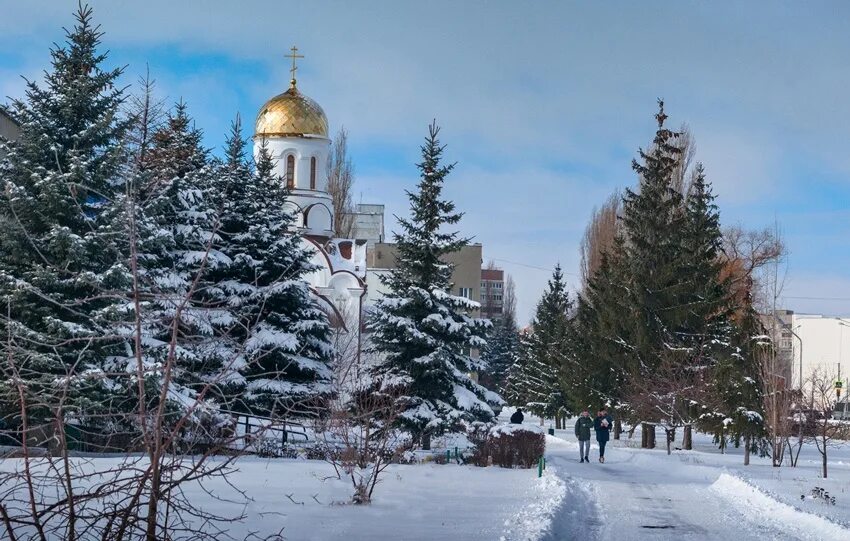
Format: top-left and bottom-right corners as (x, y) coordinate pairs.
(822, 442), (828, 478)
(744, 434), (750, 466)
(647, 424), (656, 449)
(641, 423), (648, 448)
(666, 429), (672, 455)
(613, 418), (622, 440)
(683, 425), (692, 450)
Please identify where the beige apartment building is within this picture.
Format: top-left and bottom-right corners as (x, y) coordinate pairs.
(366, 242), (484, 314)
(0, 108), (21, 157)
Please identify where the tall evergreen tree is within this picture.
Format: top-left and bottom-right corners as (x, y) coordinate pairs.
(117, 101), (228, 423)
(369, 122), (495, 442)
(0, 5), (129, 424)
(620, 100), (687, 372)
(212, 125), (333, 417)
(565, 248), (633, 412)
(518, 265), (573, 420)
(480, 310), (520, 393)
(566, 102), (745, 432)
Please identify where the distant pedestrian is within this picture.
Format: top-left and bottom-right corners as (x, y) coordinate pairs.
(574, 409), (594, 462)
(510, 408), (524, 424)
(594, 408), (614, 463)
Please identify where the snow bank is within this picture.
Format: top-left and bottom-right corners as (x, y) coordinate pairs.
(500, 467), (566, 541)
(710, 473), (850, 540)
(490, 423), (545, 437)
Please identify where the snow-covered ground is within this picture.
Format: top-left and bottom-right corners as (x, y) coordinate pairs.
(198, 457), (562, 541)
(520, 409), (850, 541)
(3, 410), (850, 540)
(0, 451), (565, 540)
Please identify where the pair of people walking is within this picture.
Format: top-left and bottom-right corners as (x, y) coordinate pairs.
(574, 408), (613, 463)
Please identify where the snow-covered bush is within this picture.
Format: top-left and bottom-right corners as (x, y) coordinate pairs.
(475, 424), (545, 469)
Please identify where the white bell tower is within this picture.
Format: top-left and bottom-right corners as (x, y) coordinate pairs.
(253, 46), (334, 239)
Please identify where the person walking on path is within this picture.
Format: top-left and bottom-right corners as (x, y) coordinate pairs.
(510, 408), (525, 424)
(574, 410), (594, 462)
(594, 408), (614, 463)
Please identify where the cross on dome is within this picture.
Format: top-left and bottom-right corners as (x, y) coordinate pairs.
(286, 45), (304, 88)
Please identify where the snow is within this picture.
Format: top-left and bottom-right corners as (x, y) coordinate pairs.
(526, 415), (850, 540)
(5, 409), (850, 540)
(0, 456), (557, 541)
(500, 465), (566, 541)
(710, 473), (850, 540)
(490, 423), (545, 437)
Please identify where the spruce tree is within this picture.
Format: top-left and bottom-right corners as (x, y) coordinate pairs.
(369, 122), (495, 442)
(680, 164), (732, 344)
(213, 124), (333, 418)
(566, 249), (633, 412)
(480, 312), (521, 393)
(0, 5), (129, 425)
(519, 265), (572, 420)
(620, 100), (687, 370)
(103, 102), (226, 428)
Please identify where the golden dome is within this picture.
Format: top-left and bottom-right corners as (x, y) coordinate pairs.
(254, 83), (328, 138)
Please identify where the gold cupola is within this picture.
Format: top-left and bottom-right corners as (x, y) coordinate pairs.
(255, 46), (328, 138)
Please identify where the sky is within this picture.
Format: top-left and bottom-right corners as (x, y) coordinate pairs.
(2, 0), (850, 324)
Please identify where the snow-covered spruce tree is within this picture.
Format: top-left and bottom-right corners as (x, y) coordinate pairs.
(369, 122), (496, 444)
(479, 311), (520, 393)
(211, 126), (333, 418)
(0, 4), (130, 427)
(113, 100), (235, 431)
(502, 329), (533, 408)
(518, 265), (573, 425)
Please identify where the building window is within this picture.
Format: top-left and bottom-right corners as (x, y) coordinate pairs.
(495, 282), (502, 289)
(286, 155), (295, 189)
(494, 295), (502, 301)
(310, 157), (317, 190)
(458, 287), (472, 299)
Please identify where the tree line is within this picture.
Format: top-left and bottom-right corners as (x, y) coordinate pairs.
(492, 102), (785, 456)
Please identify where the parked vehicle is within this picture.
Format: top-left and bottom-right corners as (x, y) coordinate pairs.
(831, 400), (850, 421)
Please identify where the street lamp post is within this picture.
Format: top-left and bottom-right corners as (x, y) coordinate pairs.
(832, 320), (850, 407)
(790, 325), (803, 392)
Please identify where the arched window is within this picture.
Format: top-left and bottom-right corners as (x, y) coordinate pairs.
(310, 157), (317, 190)
(286, 155), (295, 189)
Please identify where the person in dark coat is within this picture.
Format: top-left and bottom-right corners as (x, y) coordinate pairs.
(593, 408), (614, 463)
(574, 409), (594, 462)
(510, 408), (524, 424)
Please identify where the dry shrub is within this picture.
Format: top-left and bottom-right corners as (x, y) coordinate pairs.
(476, 425), (545, 468)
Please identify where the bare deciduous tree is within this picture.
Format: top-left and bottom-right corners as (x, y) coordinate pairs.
(326, 127), (355, 238)
(805, 368), (849, 479)
(503, 274), (517, 325)
(755, 340), (792, 467)
(672, 124), (697, 197)
(579, 191), (620, 289)
(721, 225), (785, 317)
(315, 347), (410, 505)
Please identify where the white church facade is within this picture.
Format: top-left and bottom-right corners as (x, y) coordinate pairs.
(253, 49), (367, 334)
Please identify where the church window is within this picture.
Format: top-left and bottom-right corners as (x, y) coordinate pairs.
(310, 157), (317, 189)
(286, 155), (295, 189)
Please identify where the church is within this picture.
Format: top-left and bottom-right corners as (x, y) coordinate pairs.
(252, 48), (368, 335)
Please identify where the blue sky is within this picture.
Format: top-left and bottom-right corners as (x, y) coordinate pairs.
(3, 0), (850, 323)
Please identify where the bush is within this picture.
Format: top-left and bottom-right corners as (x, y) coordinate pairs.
(473, 424), (545, 468)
